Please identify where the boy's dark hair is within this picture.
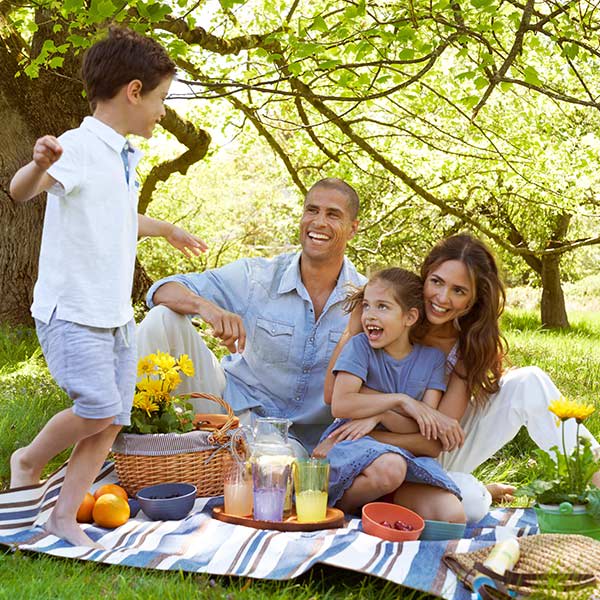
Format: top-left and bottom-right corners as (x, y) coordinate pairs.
(82, 27), (176, 110)
(344, 267), (425, 337)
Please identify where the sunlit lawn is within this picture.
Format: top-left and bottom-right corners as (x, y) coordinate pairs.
(1, 292), (599, 598)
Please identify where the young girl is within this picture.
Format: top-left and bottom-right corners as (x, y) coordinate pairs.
(314, 268), (465, 522)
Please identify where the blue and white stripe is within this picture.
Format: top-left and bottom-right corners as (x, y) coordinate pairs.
(0, 462), (538, 599)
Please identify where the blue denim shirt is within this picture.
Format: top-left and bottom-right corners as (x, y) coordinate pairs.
(147, 252), (366, 450)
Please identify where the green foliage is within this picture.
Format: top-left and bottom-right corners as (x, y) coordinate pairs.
(516, 438), (600, 506)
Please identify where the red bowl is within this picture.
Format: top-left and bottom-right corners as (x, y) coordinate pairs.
(362, 502), (424, 542)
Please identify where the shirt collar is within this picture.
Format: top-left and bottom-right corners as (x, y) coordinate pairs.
(277, 252), (359, 302)
(278, 252), (302, 294)
(81, 116), (137, 155)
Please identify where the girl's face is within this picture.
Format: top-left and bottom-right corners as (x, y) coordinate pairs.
(423, 260), (474, 327)
(361, 279), (418, 356)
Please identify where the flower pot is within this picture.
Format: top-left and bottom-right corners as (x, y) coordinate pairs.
(535, 502), (600, 540)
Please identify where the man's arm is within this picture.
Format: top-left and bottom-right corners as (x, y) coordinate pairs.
(152, 281), (246, 353)
(138, 214), (208, 258)
(10, 136), (62, 202)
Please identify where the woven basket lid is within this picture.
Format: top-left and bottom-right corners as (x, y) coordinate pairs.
(444, 534), (600, 597)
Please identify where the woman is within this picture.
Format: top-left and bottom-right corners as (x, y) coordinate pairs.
(322, 234), (600, 519)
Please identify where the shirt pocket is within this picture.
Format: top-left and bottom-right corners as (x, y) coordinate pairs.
(404, 378), (427, 402)
(253, 318), (294, 364)
(326, 330), (344, 357)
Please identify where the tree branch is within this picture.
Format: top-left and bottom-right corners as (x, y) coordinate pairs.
(138, 106), (211, 214)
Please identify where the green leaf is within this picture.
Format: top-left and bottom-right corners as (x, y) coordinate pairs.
(311, 16), (328, 33)
(474, 76), (488, 90)
(398, 48), (415, 61)
(523, 66), (542, 86)
(48, 57), (64, 69)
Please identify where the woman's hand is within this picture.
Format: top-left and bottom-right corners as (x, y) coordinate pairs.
(328, 416), (380, 442)
(397, 395), (464, 449)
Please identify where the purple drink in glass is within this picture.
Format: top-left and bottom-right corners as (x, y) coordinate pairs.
(253, 487), (286, 521)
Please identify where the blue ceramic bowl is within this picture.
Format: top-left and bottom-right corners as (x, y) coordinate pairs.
(420, 519), (466, 541)
(136, 483), (197, 521)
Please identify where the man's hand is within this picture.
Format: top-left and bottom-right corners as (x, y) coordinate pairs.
(328, 416), (380, 442)
(197, 302), (246, 354)
(33, 136), (62, 170)
(165, 225), (208, 258)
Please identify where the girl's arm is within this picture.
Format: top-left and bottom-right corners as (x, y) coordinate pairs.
(370, 369), (469, 454)
(332, 373), (447, 441)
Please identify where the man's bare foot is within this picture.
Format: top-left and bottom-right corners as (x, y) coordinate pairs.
(486, 482), (516, 504)
(10, 447), (41, 488)
(44, 513), (104, 549)
(312, 437), (337, 459)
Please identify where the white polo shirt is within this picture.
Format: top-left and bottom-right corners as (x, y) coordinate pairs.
(31, 116), (141, 328)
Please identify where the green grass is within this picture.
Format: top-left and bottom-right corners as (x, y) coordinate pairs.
(1, 305), (599, 598)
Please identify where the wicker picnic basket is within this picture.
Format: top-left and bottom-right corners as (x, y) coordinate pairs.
(443, 533), (600, 599)
(112, 393), (239, 497)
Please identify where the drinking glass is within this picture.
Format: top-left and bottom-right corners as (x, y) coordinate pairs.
(293, 458), (329, 523)
(252, 458), (291, 522)
(224, 460), (253, 517)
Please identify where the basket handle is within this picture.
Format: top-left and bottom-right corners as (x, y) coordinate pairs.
(183, 392), (238, 444)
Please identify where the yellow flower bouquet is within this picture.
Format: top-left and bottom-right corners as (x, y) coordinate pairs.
(124, 352), (196, 434)
(516, 396), (600, 520)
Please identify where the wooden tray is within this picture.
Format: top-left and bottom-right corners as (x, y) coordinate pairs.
(212, 505), (345, 532)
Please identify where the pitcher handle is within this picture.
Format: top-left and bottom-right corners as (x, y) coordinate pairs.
(230, 425), (252, 464)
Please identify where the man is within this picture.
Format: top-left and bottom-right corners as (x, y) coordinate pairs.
(137, 178), (366, 454)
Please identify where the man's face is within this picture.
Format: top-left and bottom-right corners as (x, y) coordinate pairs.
(299, 186), (358, 263)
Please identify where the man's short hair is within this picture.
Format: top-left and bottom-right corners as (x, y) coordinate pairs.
(82, 27), (176, 110)
(306, 178), (360, 219)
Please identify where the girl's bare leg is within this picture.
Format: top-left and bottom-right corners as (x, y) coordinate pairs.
(393, 482), (466, 523)
(337, 454), (407, 514)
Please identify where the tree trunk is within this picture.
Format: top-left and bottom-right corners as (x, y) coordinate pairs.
(0, 42), (88, 325)
(540, 253), (569, 329)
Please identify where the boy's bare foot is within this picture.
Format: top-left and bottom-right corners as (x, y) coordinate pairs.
(486, 482), (516, 504)
(44, 513), (104, 549)
(312, 437), (337, 459)
(10, 447), (41, 488)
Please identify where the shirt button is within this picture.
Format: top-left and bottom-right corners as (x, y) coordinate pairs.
(303, 368), (309, 373)
(295, 396), (300, 401)
(309, 337), (314, 343)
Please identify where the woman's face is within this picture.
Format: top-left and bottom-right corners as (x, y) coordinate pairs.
(423, 260), (474, 326)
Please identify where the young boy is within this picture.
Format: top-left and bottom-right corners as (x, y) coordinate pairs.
(9, 28), (206, 548)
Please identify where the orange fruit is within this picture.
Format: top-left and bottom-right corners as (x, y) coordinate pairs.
(76, 492), (96, 523)
(94, 483), (128, 501)
(92, 493), (130, 528)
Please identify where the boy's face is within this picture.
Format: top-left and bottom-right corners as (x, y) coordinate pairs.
(130, 76), (171, 138)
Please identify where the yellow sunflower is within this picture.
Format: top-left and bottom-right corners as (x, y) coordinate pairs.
(133, 392), (159, 415)
(177, 354), (195, 377)
(549, 396), (595, 422)
(150, 351), (177, 372)
(137, 356), (156, 377)
(163, 371), (182, 393)
(136, 377), (163, 395)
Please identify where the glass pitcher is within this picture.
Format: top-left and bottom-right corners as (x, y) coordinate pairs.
(231, 417), (295, 513)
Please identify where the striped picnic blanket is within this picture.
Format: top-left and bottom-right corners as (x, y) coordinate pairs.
(0, 462), (538, 599)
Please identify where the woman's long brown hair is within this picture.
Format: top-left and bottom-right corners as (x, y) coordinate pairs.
(421, 234), (508, 405)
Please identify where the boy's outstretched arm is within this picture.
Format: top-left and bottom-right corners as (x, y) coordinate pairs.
(137, 214), (208, 258)
(10, 136), (62, 202)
